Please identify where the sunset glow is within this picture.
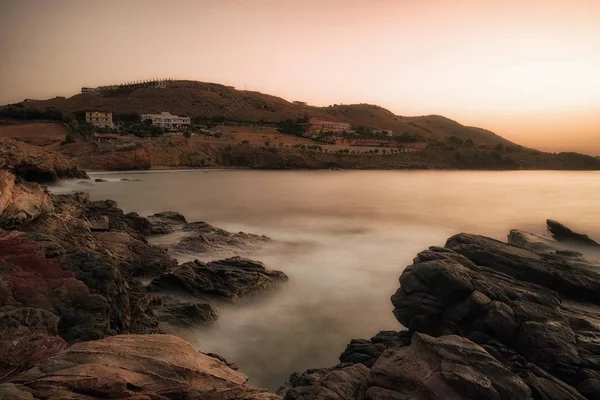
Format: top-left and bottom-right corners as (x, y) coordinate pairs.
(1, 0), (599, 154)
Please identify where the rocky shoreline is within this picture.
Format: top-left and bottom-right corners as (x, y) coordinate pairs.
(2, 154), (600, 398)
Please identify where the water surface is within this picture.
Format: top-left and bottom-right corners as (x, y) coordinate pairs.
(51, 170), (600, 390)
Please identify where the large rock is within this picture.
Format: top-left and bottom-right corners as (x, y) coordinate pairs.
(158, 301), (219, 327)
(339, 330), (411, 368)
(0, 137), (88, 183)
(148, 256), (288, 302)
(0, 171), (52, 229)
(5, 334), (281, 399)
(365, 333), (531, 400)
(547, 219), (600, 248)
(147, 210), (188, 234)
(392, 234), (600, 398)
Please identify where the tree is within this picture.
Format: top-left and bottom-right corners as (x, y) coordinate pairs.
(465, 138), (474, 146)
(494, 143), (505, 152)
(183, 131), (192, 139)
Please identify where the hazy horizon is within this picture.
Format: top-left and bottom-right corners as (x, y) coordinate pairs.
(1, 0), (599, 155)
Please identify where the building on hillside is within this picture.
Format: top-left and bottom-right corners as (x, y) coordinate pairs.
(400, 142), (428, 152)
(300, 118), (352, 135)
(140, 112), (191, 130)
(86, 109), (114, 128)
(372, 128), (393, 136)
(81, 87), (100, 94)
(293, 101), (308, 106)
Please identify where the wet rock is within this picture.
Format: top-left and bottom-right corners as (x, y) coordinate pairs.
(158, 301), (218, 327)
(339, 330), (411, 368)
(86, 214), (109, 230)
(5, 334), (281, 399)
(94, 178), (107, 182)
(148, 256), (288, 302)
(0, 171), (53, 229)
(366, 333), (531, 400)
(392, 233), (600, 397)
(547, 219), (600, 248)
(277, 363), (369, 400)
(147, 210), (188, 234)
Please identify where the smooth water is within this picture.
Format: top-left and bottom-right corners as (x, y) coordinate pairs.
(50, 170), (600, 390)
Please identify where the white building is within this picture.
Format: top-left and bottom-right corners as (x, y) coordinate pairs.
(140, 112), (191, 130)
(86, 109), (113, 128)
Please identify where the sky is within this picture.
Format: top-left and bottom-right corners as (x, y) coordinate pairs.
(0, 0), (599, 154)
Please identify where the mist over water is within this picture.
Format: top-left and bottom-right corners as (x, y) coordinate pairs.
(50, 170), (600, 390)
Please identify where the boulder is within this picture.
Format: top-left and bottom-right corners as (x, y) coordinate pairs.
(392, 234), (600, 397)
(339, 330), (411, 368)
(5, 334), (281, 399)
(158, 301), (219, 327)
(148, 256), (288, 302)
(365, 333), (531, 400)
(95, 178), (107, 182)
(277, 363), (369, 400)
(0, 171), (53, 229)
(147, 210), (188, 234)
(0, 137), (88, 183)
(547, 219), (600, 248)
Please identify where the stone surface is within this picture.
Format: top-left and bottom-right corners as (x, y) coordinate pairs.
(158, 301), (219, 327)
(0, 136), (88, 183)
(547, 219), (600, 248)
(391, 233), (600, 397)
(6, 334), (281, 399)
(147, 210), (188, 234)
(148, 256), (288, 302)
(339, 330), (411, 368)
(0, 171), (53, 229)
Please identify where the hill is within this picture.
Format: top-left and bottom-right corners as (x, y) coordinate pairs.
(2, 80), (513, 147)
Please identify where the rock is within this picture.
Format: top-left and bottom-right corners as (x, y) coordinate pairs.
(392, 233), (600, 397)
(0, 171), (53, 229)
(95, 178), (107, 182)
(547, 219), (600, 248)
(0, 137), (88, 183)
(86, 214), (109, 230)
(277, 363), (369, 400)
(339, 330), (411, 368)
(365, 333), (532, 400)
(508, 229), (560, 254)
(0, 231), (111, 342)
(148, 256), (288, 302)
(5, 334), (281, 399)
(158, 301), (218, 327)
(147, 210), (188, 234)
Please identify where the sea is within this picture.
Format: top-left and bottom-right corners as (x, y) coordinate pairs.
(49, 169), (600, 390)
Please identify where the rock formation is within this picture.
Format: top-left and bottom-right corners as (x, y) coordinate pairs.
(3, 334), (280, 399)
(280, 223), (600, 399)
(0, 136), (88, 183)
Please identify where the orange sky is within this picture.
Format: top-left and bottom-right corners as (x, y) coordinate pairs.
(1, 0), (599, 155)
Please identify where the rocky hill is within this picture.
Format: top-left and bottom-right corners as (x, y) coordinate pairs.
(3, 80), (513, 146)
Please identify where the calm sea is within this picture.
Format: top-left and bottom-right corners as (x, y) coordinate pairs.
(50, 169), (600, 390)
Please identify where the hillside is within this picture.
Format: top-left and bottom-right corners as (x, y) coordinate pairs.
(3, 80), (513, 146)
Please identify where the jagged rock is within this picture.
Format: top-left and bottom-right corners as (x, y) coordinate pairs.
(0, 171), (52, 229)
(547, 219), (600, 248)
(0, 231), (111, 342)
(508, 229), (560, 254)
(158, 301), (218, 327)
(277, 363), (369, 400)
(392, 233), (600, 397)
(86, 214), (109, 230)
(147, 210), (188, 234)
(365, 333), (531, 400)
(94, 178), (107, 182)
(148, 256), (288, 301)
(339, 330), (411, 368)
(5, 334), (281, 399)
(0, 136), (88, 183)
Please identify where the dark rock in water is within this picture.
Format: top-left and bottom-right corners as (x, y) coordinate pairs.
(4, 334), (280, 399)
(158, 302), (218, 327)
(339, 330), (411, 368)
(366, 333), (531, 400)
(391, 233), (600, 398)
(147, 211), (188, 234)
(277, 363), (369, 400)
(547, 219), (600, 248)
(94, 178), (108, 182)
(148, 256), (288, 301)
